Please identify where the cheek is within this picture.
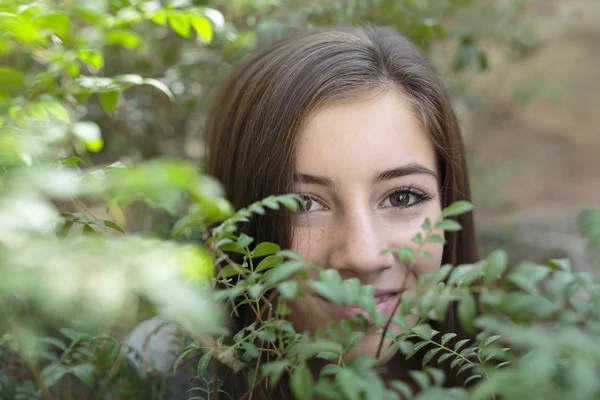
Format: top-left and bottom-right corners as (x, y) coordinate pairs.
(291, 225), (330, 266)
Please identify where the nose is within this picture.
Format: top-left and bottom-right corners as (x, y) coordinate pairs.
(327, 209), (394, 277)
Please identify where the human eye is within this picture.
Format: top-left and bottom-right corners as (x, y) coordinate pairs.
(380, 187), (434, 209)
(296, 194), (326, 214)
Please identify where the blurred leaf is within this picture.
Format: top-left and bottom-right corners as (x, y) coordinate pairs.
(579, 208), (600, 260)
(252, 242), (281, 258)
(256, 255), (284, 273)
(151, 9), (168, 25)
(441, 201), (474, 218)
(458, 291), (476, 334)
(291, 362), (313, 400)
(277, 280), (298, 299)
(72, 121), (103, 153)
(434, 220), (462, 232)
(99, 90), (120, 116)
(142, 78), (174, 100)
(34, 12), (70, 39)
(338, 369), (360, 400)
(453, 36), (477, 72)
(104, 29), (142, 49)
(0, 67), (25, 92)
(70, 363), (94, 385)
(28, 103), (48, 120)
(191, 15), (213, 43)
(41, 364), (68, 387)
(77, 50), (104, 69)
(43, 101), (70, 122)
(103, 220), (125, 234)
(197, 350), (213, 377)
(168, 13), (191, 38)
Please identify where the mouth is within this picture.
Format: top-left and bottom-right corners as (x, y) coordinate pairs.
(332, 292), (401, 321)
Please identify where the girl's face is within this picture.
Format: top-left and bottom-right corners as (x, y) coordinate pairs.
(289, 88), (443, 362)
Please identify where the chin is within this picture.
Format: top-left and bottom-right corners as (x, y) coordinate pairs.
(342, 329), (400, 364)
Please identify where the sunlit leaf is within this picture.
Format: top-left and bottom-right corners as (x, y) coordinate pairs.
(168, 13), (191, 38)
(104, 29), (142, 49)
(77, 50), (104, 69)
(72, 121), (103, 153)
(191, 15), (213, 43)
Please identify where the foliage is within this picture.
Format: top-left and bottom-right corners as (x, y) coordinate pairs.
(3, 0), (599, 400)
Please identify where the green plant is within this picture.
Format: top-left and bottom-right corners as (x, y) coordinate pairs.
(4, 0), (597, 400)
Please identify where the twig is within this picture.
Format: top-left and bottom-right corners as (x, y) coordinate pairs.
(6, 318), (55, 400)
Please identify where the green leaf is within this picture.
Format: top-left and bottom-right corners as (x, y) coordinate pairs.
(278, 194), (301, 211)
(483, 250), (507, 285)
(69, 363), (94, 385)
(547, 258), (572, 272)
(252, 242), (281, 258)
(197, 351), (213, 377)
(454, 37), (477, 72)
(104, 29), (142, 49)
(428, 368), (446, 386)
(28, 103), (48, 120)
(241, 342), (259, 359)
(338, 369), (361, 400)
(456, 363), (476, 376)
(434, 220), (462, 232)
(421, 218), (432, 230)
(41, 364), (68, 387)
(40, 337), (66, 351)
(342, 331), (364, 354)
(482, 335), (502, 348)
(441, 201), (474, 218)
(426, 234), (446, 244)
(142, 78), (174, 100)
(168, 13), (191, 38)
(191, 15), (213, 43)
(261, 361), (289, 388)
(34, 12), (70, 39)
(264, 261), (305, 285)
(77, 49), (104, 69)
(438, 353), (453, 363)
(458, 291), (476, 334)
(441, 333), (457, 346)
(454, 339), (470, 352)
(278, 280), (299, 299)
(151, 9), (167, 25)
(236, 233), (254, 249)
(290, 362), (313, 400)
(72, 121), (103, 153)
(99, 90), (120, 116)
(0, 67), (25, 91)
(390, 380), (412, 398)
(256, 255), (284, 273)
(399, 340), (414, 356)
(409, 370), (430, 390)
(422, 348), (442, 367)
(412, 324), (434, 340)
(103, 220), (125, 234)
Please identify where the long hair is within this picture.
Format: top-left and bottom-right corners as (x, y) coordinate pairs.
(205, 26), (478, 399)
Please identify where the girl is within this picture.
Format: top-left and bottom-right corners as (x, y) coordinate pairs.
(204, 25), (478, 398)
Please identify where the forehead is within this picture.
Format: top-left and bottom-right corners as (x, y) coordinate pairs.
(296, 90), (438, 179)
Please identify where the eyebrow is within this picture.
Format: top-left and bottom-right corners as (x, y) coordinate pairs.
(372, 163), (438, 184)
(294, 163), (437, 187)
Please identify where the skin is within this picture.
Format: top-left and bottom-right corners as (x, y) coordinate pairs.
(289, 88), (444, 364)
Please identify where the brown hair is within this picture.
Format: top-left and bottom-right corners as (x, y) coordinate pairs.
(205, 26), (478, 399)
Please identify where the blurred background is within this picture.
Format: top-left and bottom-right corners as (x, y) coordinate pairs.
(52, 0), (600, 271)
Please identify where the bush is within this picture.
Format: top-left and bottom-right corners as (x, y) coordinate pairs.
(2, 0), (600, 399)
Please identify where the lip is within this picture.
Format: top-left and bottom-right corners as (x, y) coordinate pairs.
(334, 292), (401, 321)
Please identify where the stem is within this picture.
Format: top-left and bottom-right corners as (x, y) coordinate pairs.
(376, 224), (437, 358)
(6, 318), (55, 400)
